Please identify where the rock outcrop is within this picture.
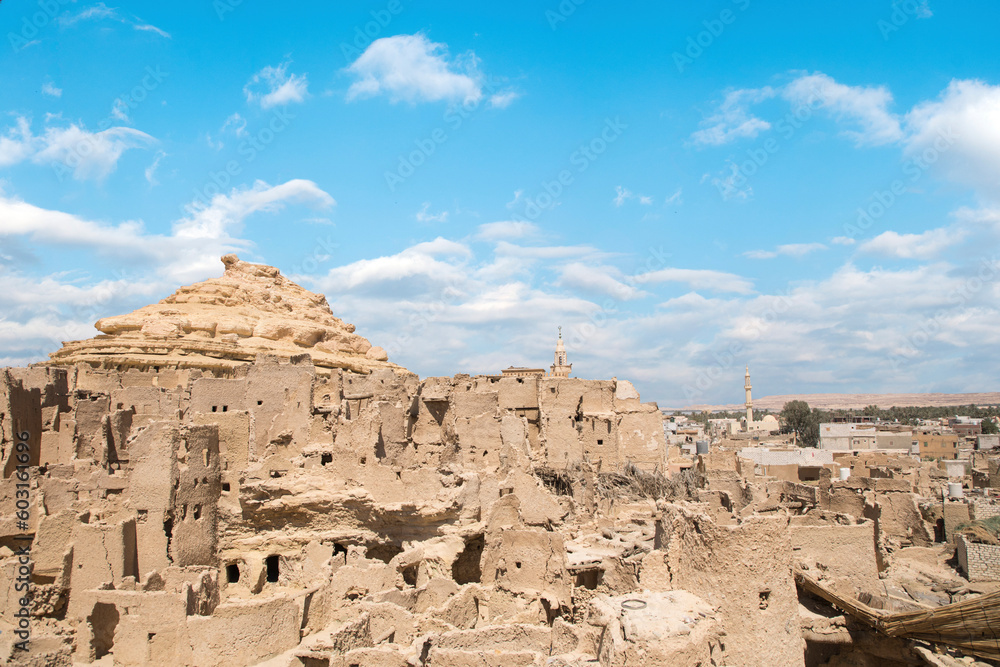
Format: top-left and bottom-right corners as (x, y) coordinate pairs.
(46, 255), (406, 376)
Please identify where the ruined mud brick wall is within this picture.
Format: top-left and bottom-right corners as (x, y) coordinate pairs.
(942, 500), (972, 544)
(957, 534), (1000, 582)
(790, 515), (881, 593)
(646, 506), (805, 667)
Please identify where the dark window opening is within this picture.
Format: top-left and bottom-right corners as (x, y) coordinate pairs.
(257, 400), (263, 406)
(193, 504), (201, 520)
(321, 453), (333, 466)
(402, 564), (418, 586)
(597, 439), (603, 445)
(211, 406), (217, 412)
(452, 535), (484, 584)
(515, 561), (522, 569)
(333, 543), (348, 557)
(222, 405), (228, 412)
(88, 603), (120, 660)
(266, 555), (280, 583)
(222, 482), (231, 492)
(575, 569), (603, 590)
(148, 632), (156, 641)
(359, 456), (366, 465)
(226, 563), (240, 583)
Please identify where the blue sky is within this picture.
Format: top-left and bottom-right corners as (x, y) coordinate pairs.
(2, 0), (1000, 407)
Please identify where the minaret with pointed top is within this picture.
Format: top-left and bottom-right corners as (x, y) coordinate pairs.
(550, 326), (572, 378)
(744, 364), (753, 428)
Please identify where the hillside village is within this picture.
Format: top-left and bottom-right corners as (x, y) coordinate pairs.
(3, 256), (1000, 666)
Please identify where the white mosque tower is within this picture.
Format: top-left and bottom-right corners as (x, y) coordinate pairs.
(744, 364), (753, 427)
(550, 326), (572, 378)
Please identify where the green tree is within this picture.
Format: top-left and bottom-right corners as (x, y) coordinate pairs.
(983, 418), (999, 435)
(781, 400), (821, 447)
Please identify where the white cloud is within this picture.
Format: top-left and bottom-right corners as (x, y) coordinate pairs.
(489, 91), (520, 109)
(0, 116), (158, 180)
(415, 202), (449, 223)
(144, 150), (166, 185)
(639, 196), (653, 205)
(691, 87), (776, 146)
(559, 263), (647, 301)
(60, 2), (170, 38)
(858, 227), (965, 259)
(245, 62), (309, 109)
(903, 79), (1000, 199)
(345, 34), (483, 105)
(0, 117), (36, 167)
(831, 236), (857, 246)
(111, 98), (130, 122)
(613, 186), (632, 207)
(33, 124), (156, 181)
(316, 237), (470, 291)
(493, 241), (602, 260)
(42, 82), (62, 98)
(666, 188), (683, 205)
(634, 267), (754, 294)
(782, 72), (903, 146)
(476, 221), (539, 241)
(694, 73), (903, 148)
(221, 113), (247, 137)
(744, 243), (826, 259)
(505, 190), (524, 209)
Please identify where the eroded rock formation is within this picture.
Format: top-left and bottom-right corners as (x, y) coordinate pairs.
(48, 255), (402, 376)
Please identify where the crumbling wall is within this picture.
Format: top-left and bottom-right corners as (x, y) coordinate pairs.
(650, 506), (805, 667)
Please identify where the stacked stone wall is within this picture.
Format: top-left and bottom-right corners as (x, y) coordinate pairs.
(957, 534), (1000, 582)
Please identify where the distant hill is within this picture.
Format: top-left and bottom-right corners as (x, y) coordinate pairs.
(678, 392), (1000, 412)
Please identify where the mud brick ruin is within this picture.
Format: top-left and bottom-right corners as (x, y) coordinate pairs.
(2, 255), (1000, 666)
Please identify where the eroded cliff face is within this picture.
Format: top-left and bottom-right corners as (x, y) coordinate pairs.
(46, 255), (405, 376)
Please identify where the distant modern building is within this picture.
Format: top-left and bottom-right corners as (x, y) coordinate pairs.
(819, 423), (877, 450)
(818, 423), (913, 451)
(915, 431), (963, 460)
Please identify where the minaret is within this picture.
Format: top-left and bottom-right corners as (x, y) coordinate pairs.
(744, 365), (753, 428)
(550, 326), (572, 378)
